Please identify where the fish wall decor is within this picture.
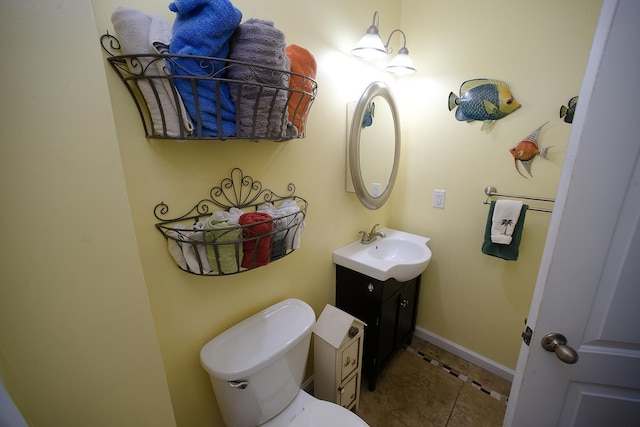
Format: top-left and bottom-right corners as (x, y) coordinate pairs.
(362, 101), (375, 128)
(509, 122), (551, 178)
(559, 96), (578, 123)
(448, 78), (521, 130)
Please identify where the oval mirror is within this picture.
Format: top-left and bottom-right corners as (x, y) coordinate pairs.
(349, 81), (401, 210)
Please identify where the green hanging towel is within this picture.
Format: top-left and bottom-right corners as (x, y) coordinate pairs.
(481, 201), (529, 261)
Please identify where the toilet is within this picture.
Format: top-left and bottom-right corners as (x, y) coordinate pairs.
(200, 298), (369, 427)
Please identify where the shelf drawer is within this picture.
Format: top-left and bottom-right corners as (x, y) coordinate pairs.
(339, 334), (361, 382)
(338, 372), (359, 409)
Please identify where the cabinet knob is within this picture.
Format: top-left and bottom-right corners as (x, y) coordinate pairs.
(344, 356), (351, 366)
(367, 283), (374, 292)
(400, 299), (408, 308)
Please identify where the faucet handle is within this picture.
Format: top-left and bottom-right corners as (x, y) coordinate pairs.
(370, 223), (380, 234)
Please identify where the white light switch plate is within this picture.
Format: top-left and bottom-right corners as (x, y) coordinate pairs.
(433, 189), (446, 208)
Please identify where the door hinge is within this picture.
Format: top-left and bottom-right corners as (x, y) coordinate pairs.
(522, 326), (533, 346)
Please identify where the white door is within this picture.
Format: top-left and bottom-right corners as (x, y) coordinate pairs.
(504, 0), (640, 426)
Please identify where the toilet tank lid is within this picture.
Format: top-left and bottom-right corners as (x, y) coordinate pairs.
(200, 298), (316, 380)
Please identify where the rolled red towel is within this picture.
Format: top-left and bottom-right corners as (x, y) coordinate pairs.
(239, 212), (274, 269)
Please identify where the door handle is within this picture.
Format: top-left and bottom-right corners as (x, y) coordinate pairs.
(541, 333), (579, 364)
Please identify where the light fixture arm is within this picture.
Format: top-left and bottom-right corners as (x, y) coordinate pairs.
(371, 11), (380, 29)
(384, 29), (408, 54)
(360, 11), (381, 37)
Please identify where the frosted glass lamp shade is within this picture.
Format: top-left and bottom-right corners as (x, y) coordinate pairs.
(352, 28), (388, 60)
(385, 47), (416, 75)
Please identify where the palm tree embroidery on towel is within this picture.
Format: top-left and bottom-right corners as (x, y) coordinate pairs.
(501, 218), (514, 236)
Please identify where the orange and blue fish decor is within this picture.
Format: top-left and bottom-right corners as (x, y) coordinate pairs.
(559, 96), (578, 123)
(448, 78), (521, 130)
(510, 122), (551, 178)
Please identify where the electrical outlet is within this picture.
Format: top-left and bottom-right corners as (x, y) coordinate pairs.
(433, 189), (446, 209)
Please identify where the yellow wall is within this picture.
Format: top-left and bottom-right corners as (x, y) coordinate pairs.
(0, 0), (175, 426)
(394, 0), (603, 368)
(0, 0), (602, 426)
(91, 0), (400, 425)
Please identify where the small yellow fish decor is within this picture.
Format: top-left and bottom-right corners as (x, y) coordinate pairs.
(448, 78), (521, 130)
(509, 122), (551, 178)
(559, 96), (578, 123)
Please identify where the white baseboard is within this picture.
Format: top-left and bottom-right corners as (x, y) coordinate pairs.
(413, 326), (514, 382)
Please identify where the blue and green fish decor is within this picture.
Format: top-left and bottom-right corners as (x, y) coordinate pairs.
(362, 101), (375, 128)
(509, 122), (551, 178)
(559, 96), (578, 123)
(448, 78), (521, 130)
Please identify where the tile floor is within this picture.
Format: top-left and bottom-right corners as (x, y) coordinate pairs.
(355, 337), (511, 427)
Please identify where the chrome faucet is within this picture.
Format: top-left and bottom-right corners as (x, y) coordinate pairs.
(359, 224), (386, 244)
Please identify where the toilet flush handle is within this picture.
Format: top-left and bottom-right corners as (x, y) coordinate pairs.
(228, 380), (249, 389)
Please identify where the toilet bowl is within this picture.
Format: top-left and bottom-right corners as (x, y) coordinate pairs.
(261, 389), (367, 427)
(200, 298), (369, 427)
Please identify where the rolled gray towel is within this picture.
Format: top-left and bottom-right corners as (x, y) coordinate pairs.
(228, 19), (290, 139)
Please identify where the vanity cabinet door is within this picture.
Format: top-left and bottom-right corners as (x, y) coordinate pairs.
(397, 279), (418, 348)
(378, 288), (401, 370)
(335, 265), (421, 391)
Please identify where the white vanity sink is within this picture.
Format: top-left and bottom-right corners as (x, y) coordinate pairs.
(332, 228), (431, 282)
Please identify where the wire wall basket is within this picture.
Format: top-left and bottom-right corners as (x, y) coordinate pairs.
(154, 168), (307, 276)
(100, 33), (318, 141)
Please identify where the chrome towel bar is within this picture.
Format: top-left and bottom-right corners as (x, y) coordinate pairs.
(484, 186), (554, 213)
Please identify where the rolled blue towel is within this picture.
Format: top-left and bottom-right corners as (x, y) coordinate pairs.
(168, 0), (243, 137)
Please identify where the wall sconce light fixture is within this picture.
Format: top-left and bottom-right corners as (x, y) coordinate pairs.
(352, 11), (416, 76)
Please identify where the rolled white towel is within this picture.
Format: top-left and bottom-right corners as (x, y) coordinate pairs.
(166, 224), (212, 274)
(280, 200), (305, 249)
(189, 221), (212, 274)
(111, 7), (193, 138)
(166, 227), (188, 270)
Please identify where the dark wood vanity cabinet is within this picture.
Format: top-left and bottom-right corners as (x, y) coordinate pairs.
(335, 265), (421, 391)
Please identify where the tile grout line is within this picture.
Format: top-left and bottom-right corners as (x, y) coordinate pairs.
(404, 346), (509, 405)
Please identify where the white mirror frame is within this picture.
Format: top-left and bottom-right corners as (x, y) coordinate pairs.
(349, 81), (401, 210)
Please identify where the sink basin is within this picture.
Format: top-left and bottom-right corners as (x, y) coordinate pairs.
(332, 228), (431, 282)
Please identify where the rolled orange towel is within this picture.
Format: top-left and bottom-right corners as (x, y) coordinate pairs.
(285, 44), (317, 135)
(239, 212), (274, 269)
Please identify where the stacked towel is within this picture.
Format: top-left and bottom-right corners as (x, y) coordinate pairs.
(203, 216), (243, 274)
(482, 201), (529, 261)
(168, 0), (242, 137)
(238, 212), (274, 269)
(166, 223), (212, 274)
(285, 44), (317, 135)
(227, 19), (290, 139)
(257, 200), (304, 259)
(111, 7), (194, 138)
(277, 200), (304, 250)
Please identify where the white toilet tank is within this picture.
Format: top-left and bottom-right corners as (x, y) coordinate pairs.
(200, 298), (316, 427)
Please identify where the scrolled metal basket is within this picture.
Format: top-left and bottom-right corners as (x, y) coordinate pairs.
(154, 168), (307, 276)
(100, 33), (317, 141)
